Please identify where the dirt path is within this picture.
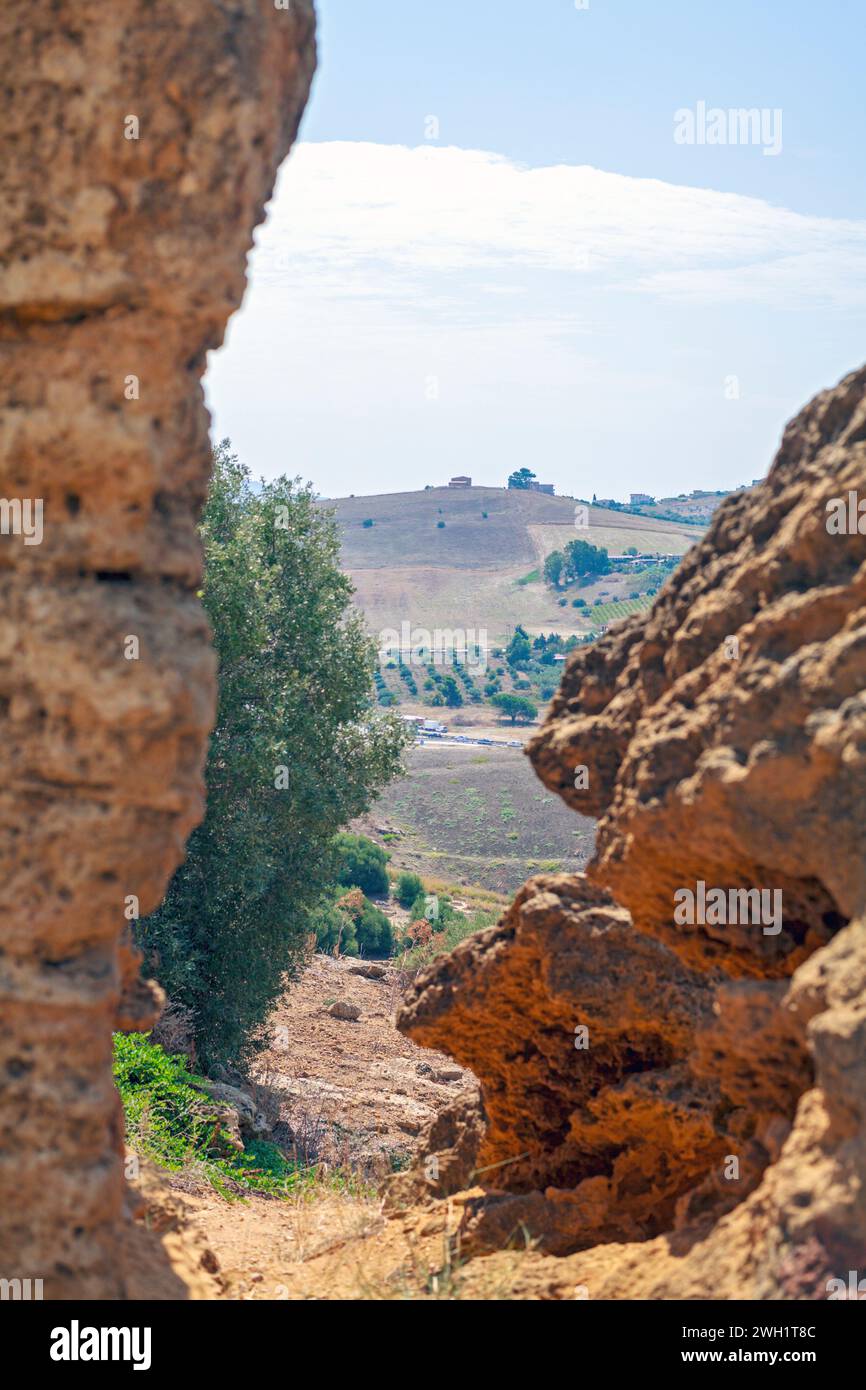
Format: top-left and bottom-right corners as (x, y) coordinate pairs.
(128, 955), (483, 1299)
(256, 954), (477, 1178)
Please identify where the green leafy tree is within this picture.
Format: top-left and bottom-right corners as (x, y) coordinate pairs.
(139, 442), (408, 1070)
(440, 674), (463, 707)
(334, 832), (390, 896)
(563, 538), (610, 582)
(506, 624), (532, 669)
(492, 692), (538, 724)
(544, 550), (564, 588)
(508, 467), (536, 490)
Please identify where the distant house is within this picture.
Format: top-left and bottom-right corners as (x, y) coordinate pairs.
(449, 475), (472, 487)
(533, 482), (555, 495)
(630, 492), (655, 505)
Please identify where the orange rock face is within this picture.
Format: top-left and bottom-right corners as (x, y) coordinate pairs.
(0, 0), (315, 1298)
(400, 367), (866, 1293)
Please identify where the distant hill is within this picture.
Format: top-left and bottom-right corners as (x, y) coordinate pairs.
(320, 485), (700, 644)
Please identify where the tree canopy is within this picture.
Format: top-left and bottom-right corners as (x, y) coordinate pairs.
(508, 467), (536, 490)
(138, 441), (409, 1069)
(492, 691), (538, 724)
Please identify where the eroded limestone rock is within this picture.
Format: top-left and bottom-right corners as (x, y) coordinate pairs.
(0, 0), (315, 1298)
(399, 367), (866, 1290)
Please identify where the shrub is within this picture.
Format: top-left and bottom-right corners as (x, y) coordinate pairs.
(336, 888), (393, 957)
(362, 518), (374, 528)
(403, 904), (499, 970)
(396, 870), (424, 908)
(437, 520), (446, 529)
(307, 898), (359, 956)
(334, 832), (390, 897)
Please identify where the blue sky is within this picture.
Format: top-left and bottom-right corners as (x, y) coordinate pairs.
(206, 0), (865, 500)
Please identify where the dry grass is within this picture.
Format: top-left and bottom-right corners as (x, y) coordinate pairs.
(321, 486), (699, 643)
(366, 743), (595, 893)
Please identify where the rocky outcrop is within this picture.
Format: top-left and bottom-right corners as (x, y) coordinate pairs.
(399, 366), (866, 1291)
(0, 0), (315, 1298)
(530, 370), (866, 978)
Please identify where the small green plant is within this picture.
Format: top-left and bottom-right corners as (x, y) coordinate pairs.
(113, 1033), (314, 1198)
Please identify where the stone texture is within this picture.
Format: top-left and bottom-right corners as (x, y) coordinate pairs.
(399, 367), (866, 1292)
(529, 367), (866, 978)
(0, 0), (315, 1298)
(328, 1000), (361, 1021)
(400, 873), (807, 1254)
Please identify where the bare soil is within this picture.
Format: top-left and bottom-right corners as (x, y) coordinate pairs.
(253, 954), (479, 1180)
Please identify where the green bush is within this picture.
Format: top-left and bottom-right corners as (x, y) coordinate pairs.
(307, 898), (359, 956)
(334, 832), (390, 896)
(403, 904), (499, 970)
(336, 887), (393, 957)
(396, 870), (424, 908)
(357, 899), (393, 956)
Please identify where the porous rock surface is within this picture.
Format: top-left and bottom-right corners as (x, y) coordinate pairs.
(399, 367), (866, 1294)
(0, 0), (315, 1298)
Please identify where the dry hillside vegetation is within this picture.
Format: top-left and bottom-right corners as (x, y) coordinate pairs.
(324, 487), (699, 641)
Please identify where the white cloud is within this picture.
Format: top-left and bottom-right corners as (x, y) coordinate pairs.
(249, 141), (866, 307)
(206, 141), (866, 501)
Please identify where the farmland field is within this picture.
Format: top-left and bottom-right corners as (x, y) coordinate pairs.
(588, 596), (652, 624)
(321, 486), (701, 644)
(357, 742), (596, 895)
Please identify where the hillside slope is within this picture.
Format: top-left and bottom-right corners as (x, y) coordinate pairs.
(320, 487), (700, 643)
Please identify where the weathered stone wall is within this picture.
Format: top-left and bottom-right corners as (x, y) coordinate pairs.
(0, 0), (315, 1299)
(400, 367), (866, 1294)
